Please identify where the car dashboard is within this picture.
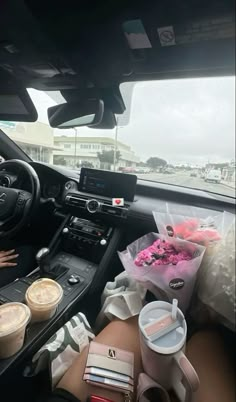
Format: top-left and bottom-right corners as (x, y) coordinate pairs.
(0, 160), (235, 386)
(0, 161), (235, 220)
(0, 161), (78, 203)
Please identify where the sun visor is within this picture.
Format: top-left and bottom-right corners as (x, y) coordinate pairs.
(0, 75), (38, 122)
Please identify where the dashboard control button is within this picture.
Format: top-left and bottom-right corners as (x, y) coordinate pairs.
(67, 275), (81, 285)
(62, 284), (73, 296)
(65, 181), (74, 191)
(86, 199), (100, 214)
(100, 239), (107, 246)
(0, 175), (11, 188)
(62, 227), (69, 234)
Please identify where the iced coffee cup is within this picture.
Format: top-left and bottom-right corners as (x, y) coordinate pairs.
(25, 278), (63, 322)
(0, 302), (31, 359)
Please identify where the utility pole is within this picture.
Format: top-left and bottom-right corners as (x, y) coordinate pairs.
(113, 117), (118, 171)
(74, 128), (78, 168)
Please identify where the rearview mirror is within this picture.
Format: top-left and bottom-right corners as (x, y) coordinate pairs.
(47, 99), (104, 128)
(91, 108), (116, 129)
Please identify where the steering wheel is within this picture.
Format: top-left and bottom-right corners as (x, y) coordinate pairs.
(0, 159), (40, 239)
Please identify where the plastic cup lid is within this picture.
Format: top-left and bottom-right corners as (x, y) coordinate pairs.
(0, 302), (31, 337)
(139, 301), (187, 354)
(26, 278), (63, 306)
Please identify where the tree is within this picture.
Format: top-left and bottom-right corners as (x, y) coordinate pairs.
(146, 157), (167, 170)
(97, 150), (121, 165)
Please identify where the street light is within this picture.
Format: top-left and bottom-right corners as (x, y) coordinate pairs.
(113, 118), (118, 171)
(113, 117), (124, 171)
(73, 128), (78, 168)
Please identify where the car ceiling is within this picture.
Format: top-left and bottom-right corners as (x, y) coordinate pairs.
(0, 1), (235, 97)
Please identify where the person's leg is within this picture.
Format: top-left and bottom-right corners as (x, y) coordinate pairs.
(57, 317), (142, 402)
(186, 330), (235, 402)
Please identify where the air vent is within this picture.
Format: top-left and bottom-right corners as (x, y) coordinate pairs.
(64, 193), (129, 218)
(65, 195), (86, 208)
(99, 199), (112, 206)
(101, 204), (124, 217)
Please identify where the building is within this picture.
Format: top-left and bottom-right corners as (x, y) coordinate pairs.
(0, 121), (56, 164)
(53, 136), (140, 169)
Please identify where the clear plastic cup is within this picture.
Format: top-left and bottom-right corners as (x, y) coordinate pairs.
(25, 278), (63, 322)
(0, 302), (31, 359)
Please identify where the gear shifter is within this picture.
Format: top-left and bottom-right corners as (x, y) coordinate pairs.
(36, 247), (51, 275)
(36, 247), (69, 279)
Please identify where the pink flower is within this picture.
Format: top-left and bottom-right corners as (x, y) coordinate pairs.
(172, 219), (221, 246)
(188, 230), (221, 246)
(134, 238), (193, 267)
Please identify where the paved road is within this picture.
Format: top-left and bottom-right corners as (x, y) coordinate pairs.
(137, 172), (236, 198)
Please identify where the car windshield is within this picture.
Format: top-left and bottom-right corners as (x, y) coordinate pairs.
(0, 76), (235, 198)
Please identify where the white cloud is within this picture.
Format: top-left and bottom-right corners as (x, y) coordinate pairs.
(119, 76), (235, 164)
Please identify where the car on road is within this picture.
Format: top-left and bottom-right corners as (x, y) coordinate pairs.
(190, 171), (197, 177)
(120, 166), (136, 173)
(142, 167), (152, 173)
(134, 167), (144, 173)
(134, 167), (147, 174)
(205, 169), (222, 183)
(163, 168), (175, 174)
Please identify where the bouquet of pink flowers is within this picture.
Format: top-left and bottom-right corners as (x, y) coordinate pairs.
(118, 233), (205, 312)
(134, 238), (193, 267)
(152, 206), (235, 327)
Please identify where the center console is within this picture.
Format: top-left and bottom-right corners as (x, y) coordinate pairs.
(0, 168), (137, 379)
(62, 217), (113, 263)
(0, 214), (117, 377)
(0, 247), (98, 376)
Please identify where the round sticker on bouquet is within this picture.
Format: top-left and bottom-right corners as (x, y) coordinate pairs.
(169, 278), (185, 290)
(166, 225), (174, 237)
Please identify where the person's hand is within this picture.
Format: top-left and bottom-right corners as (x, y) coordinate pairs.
(0, 249), (19, 268)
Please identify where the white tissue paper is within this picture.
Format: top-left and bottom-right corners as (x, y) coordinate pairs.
(95, 271), (146, 330)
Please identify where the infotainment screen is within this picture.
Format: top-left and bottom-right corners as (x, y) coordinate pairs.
(79, 168), (137, 202)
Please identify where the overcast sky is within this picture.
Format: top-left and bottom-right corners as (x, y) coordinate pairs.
(29, 76), (235, 166)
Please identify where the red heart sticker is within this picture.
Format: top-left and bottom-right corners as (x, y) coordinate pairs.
(115, 199), (121, 205)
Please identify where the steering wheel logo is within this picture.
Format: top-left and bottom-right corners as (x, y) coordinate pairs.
(0, 192), (6, 203)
